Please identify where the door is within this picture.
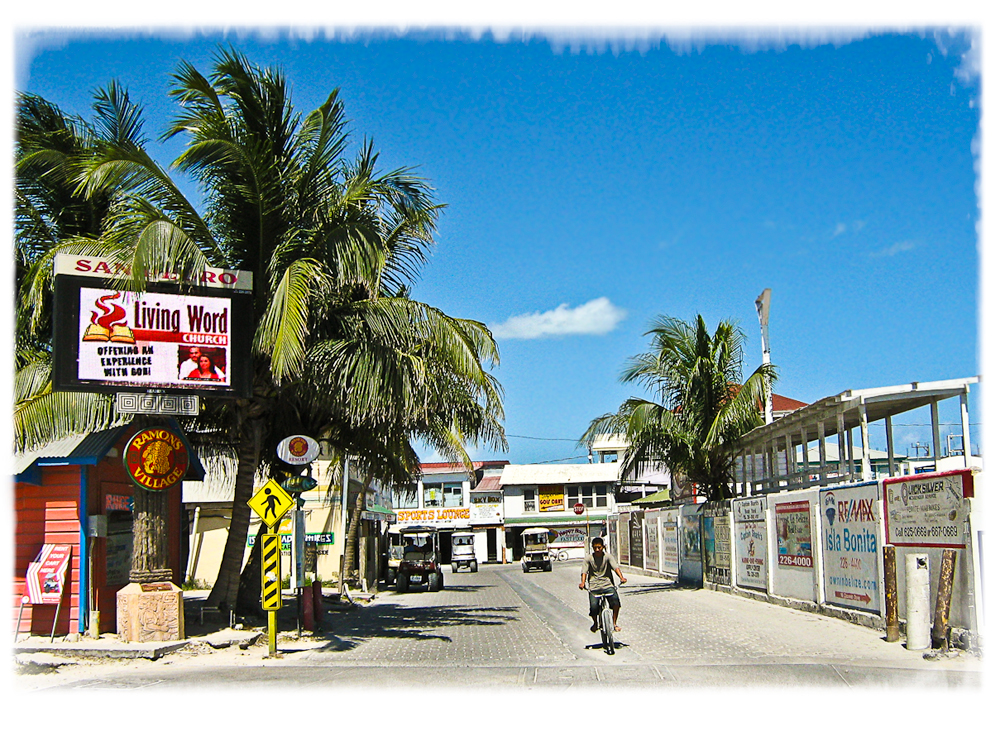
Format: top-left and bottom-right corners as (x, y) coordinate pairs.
(486, 529), (497, 562)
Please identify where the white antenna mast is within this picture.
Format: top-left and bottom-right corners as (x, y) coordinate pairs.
(755, 288), (773, 424)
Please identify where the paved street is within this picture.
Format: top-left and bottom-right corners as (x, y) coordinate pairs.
(15, 561), (982, 691)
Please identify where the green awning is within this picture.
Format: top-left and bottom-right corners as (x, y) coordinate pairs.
(504, 514), (610, 526)
(631, 488), (673, 505)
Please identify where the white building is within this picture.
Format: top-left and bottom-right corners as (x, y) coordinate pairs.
(499, 462), (620, 561)
(390, 461), (509, 564)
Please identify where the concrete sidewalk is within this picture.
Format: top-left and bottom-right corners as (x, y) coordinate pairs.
(12, 586), (367, 665)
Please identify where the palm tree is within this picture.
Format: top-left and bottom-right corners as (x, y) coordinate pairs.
(15, 91), (130, 451)
(16, 48), (506, 611)
(581, 314), (775, 502)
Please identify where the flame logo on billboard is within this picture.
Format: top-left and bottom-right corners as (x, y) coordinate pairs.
(82, 292), (135, 343)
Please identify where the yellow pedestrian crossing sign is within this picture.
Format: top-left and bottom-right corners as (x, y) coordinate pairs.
(248, 479), (294, 528)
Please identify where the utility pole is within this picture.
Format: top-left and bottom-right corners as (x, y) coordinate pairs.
(755, 288), (773, 424)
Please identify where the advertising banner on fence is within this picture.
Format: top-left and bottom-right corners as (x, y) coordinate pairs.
(629, 511), (645, 567)
(644, 510), (660, 571)
(702, 504), (732, 585)
(883, 470), (974, 548)
(618, 513), (630, 565)
(821, 483), (881, 612)
(660, 509), (679, 574)
(734, 496), (767, 590)
(775, 499), (813, 568)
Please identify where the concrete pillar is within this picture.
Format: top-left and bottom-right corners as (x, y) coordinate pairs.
(837, 412), (847, 482)
(960, 388), (972, 468)
(846, 427), (855, 481)
(785, 433), (796, 485)
(800, 426), (809, 485)
(930, 401), (941, 466)
(859, 400), (872, 482)
(818, 419), (827, 486)
(886, 415), (896, 477)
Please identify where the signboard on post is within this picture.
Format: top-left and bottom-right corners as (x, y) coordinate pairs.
(277, 435), (320, 466)
(123, 426), (189, 492)
(51, 254), (253, 398)
(821, 483), (881, 612)
(248, 479), (295, 528)
(883, 470), (974, 548)
(733, 496), (768, 590)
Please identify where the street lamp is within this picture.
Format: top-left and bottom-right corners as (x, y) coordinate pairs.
(755, 288), (773, 424)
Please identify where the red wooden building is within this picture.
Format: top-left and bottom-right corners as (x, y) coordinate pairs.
(13, 421), (204, 637)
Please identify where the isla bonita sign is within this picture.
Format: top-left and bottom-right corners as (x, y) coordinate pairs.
(820, 483), (880, 612)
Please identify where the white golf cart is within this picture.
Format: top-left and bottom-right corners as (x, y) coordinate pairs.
(450, 531), (478, 572)
(387, 524), (444, 592)
(521, 527), (552, 572)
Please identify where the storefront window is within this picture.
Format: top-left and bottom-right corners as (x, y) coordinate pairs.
(523, 488), (536, 513)
(443, 482), (463, 507)
(424, 482), (462, 507)
(393, 484), (418, 509)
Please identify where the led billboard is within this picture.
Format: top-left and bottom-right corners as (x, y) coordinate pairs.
(52, 254), (253, 398)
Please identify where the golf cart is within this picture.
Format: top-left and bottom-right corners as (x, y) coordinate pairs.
(521, 527), (552, 572)
(451, 532), (478, 572)
(390, 525), (445, 592)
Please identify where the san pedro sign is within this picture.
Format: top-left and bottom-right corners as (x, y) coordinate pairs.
(123, 427), (189, 491)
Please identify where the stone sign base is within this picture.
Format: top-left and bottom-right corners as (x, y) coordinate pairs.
(116, 582), (185, 642)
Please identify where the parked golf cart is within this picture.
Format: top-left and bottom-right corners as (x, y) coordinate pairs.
(521, 527), (552, 572)
(391, 525), (444, 592)
(451, 532), (478, 572)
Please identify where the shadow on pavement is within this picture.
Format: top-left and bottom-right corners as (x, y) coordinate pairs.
(620, 582), (697, 596)
(313, 601), (523, 653)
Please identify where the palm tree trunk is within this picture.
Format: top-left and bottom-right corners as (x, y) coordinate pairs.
(342, 486), (366, 584)
(206, 416), (264, 610)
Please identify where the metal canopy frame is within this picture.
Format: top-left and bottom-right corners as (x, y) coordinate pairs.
(733, 377), (978, 495)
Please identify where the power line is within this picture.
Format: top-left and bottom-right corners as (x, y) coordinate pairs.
(507, 433), (580, 442)
(531, 455), (589, 464)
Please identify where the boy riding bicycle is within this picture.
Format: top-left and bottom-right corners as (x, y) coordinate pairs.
(579, 536), (627, 632)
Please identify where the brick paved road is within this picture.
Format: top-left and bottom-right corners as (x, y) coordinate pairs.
(27, 561), (981, 690)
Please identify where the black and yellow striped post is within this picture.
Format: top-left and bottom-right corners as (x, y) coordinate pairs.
(260, 530), (282, 656)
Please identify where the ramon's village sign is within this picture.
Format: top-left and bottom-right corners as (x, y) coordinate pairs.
(123, 427), (189, 491)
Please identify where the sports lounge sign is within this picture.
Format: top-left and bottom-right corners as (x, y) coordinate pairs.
(124, 427), (189, 491)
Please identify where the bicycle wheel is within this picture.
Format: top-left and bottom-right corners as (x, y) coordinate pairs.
(601, 604), (615, 654)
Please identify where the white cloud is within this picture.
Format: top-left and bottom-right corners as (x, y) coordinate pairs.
(489, 297), (627, 340)
(870, 240), (916, 258)
(832, 222), (847, 238)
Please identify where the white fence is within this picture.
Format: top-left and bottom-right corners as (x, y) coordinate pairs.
(607, 468), (984, 645)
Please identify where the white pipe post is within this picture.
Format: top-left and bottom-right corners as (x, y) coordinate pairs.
(755, 289), (773, 424)
(905, 553), (931, 651)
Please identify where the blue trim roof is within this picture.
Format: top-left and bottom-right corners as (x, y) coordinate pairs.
(15, 419), (206, 482)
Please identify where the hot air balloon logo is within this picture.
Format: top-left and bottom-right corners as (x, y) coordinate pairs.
(824, 491), (837, 527)
(82, 292), (135, 344)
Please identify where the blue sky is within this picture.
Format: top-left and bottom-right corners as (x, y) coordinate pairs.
(11, 20), (987, 465)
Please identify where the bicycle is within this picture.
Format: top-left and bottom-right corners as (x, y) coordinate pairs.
(591, 588), (616, 655)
